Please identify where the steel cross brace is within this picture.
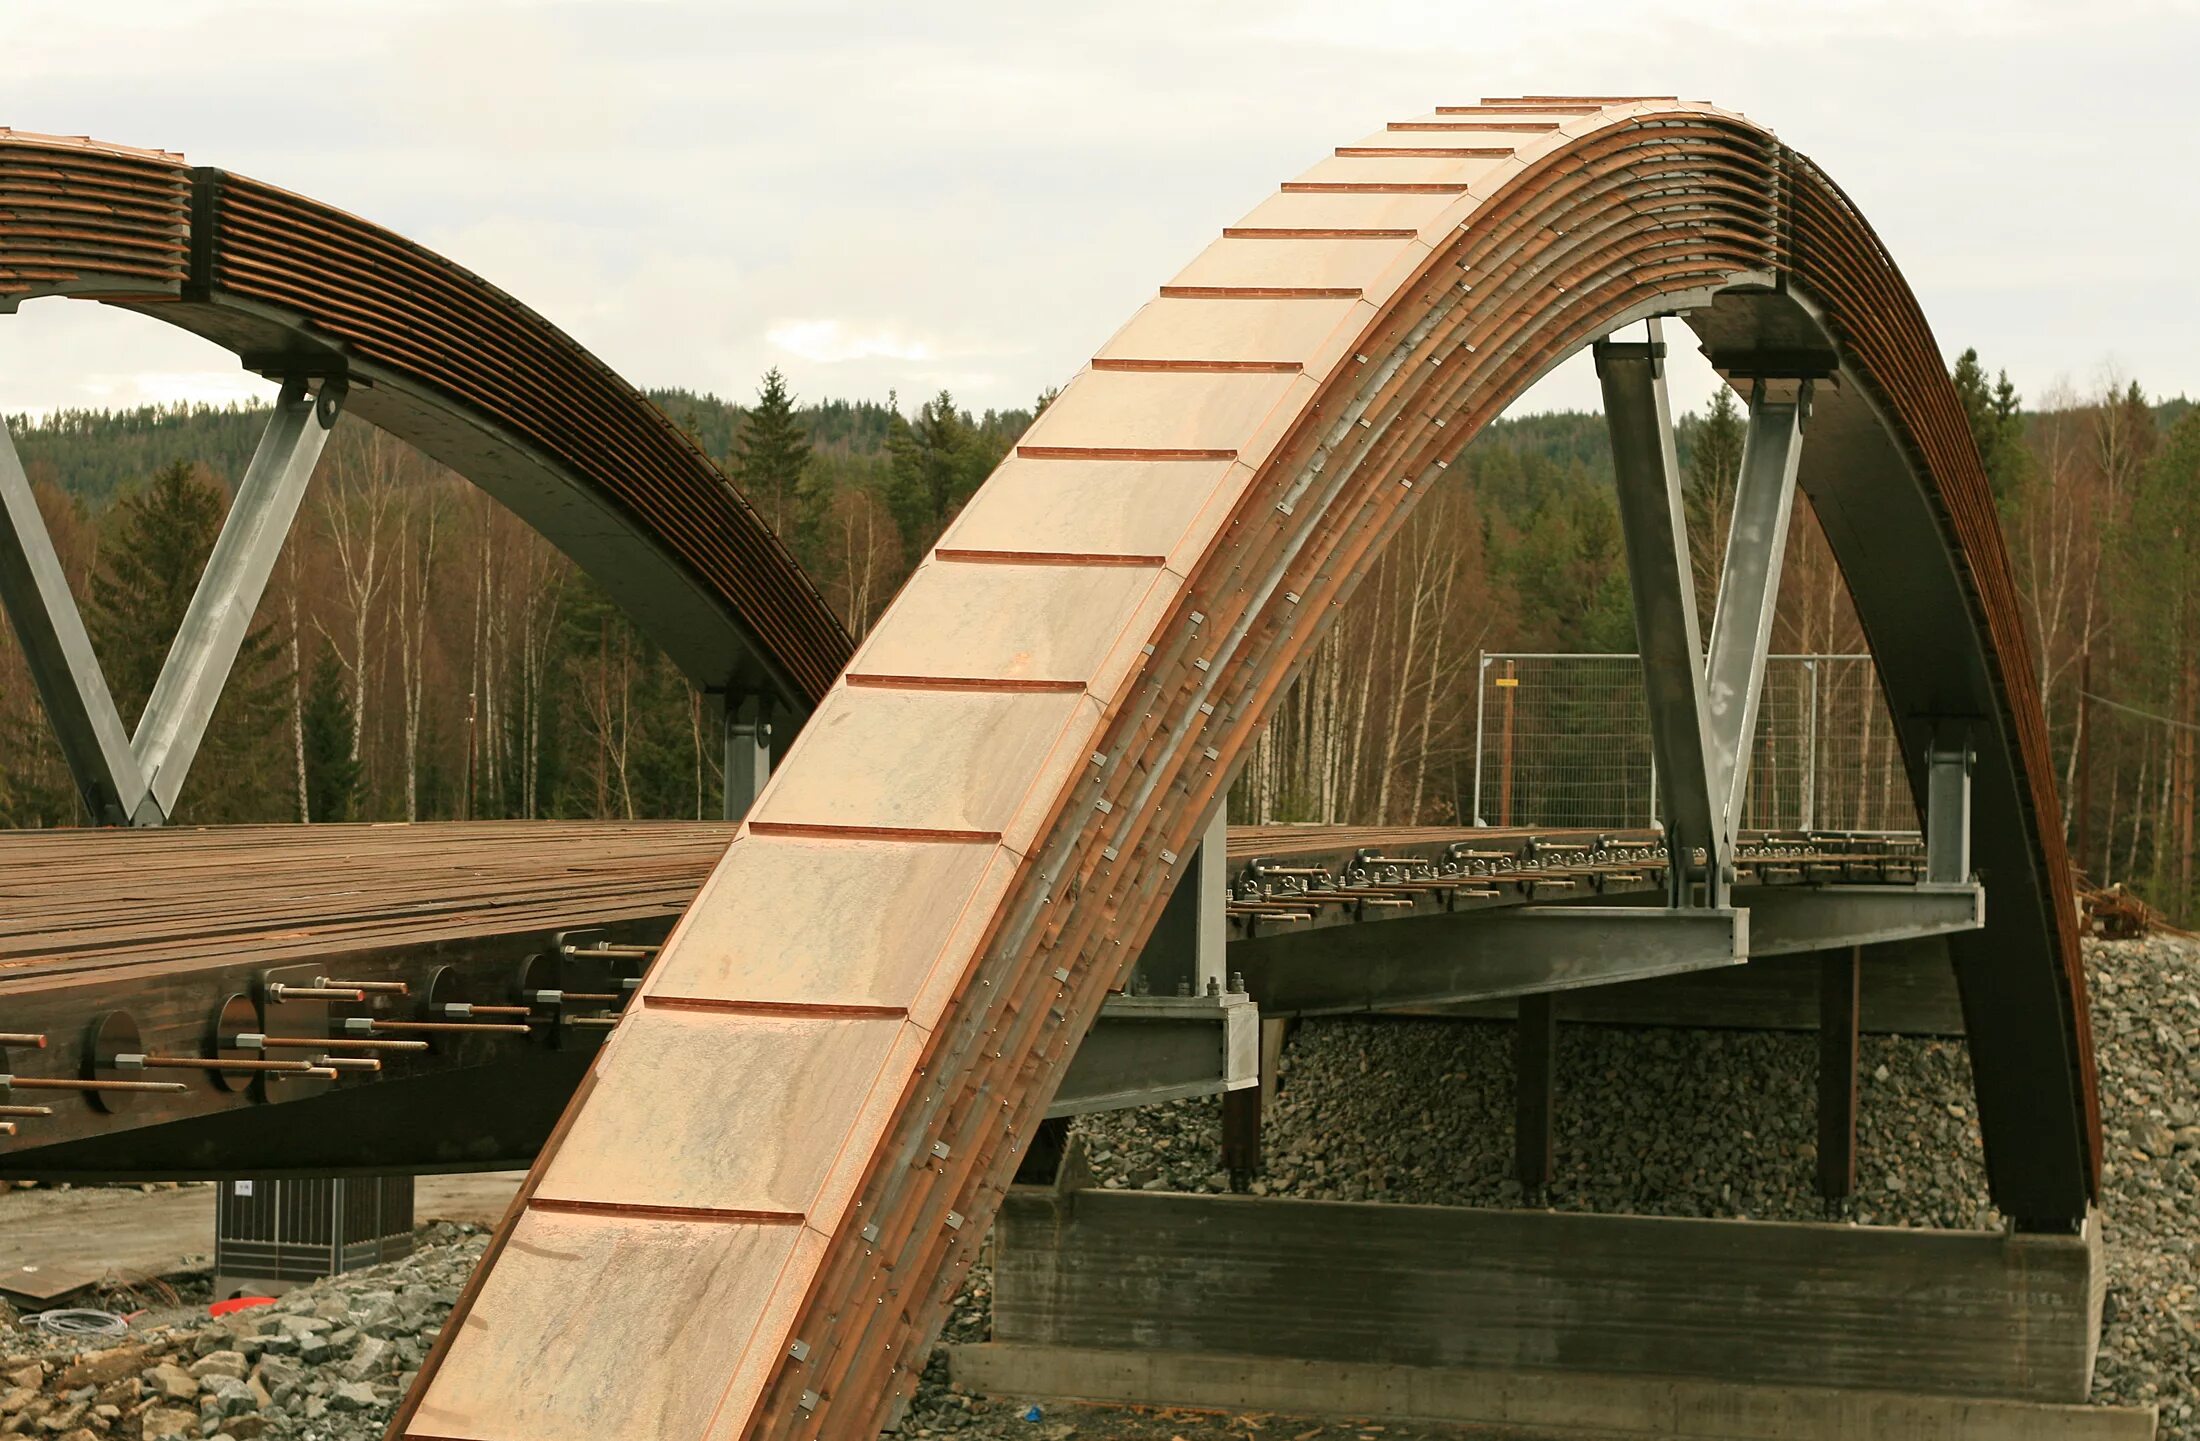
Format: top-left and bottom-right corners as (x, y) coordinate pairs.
(0, 376), (344, 824)
(1594, 320), (1809, 906)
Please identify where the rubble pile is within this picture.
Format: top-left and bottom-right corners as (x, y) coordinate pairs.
(0, 1225), (484, 1441)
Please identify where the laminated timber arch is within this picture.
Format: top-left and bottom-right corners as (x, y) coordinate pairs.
(0, 128), (850, 718)
(396, 98), (2100, 1441)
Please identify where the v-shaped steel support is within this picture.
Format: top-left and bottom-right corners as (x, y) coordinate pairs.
(0, 376), (344, 824)
(1595, 321), (1810, 906)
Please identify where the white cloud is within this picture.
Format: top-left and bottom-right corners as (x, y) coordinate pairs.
(766, 320), (940, 366)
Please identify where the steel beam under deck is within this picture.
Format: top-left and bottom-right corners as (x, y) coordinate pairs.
(1236, 905), (1748, 1017)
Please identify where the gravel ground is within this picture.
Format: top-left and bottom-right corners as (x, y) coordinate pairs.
(3, 938), (2191, 1441)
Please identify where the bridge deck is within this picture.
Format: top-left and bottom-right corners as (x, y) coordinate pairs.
(0, 821), (740, 988)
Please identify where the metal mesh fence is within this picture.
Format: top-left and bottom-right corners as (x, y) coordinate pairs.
(1472, 653), (1918, 833)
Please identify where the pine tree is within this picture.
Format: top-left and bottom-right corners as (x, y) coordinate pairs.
(727, 368), (812, 537)
(85, 459), (290, 821)
(1952, 348), (2028, 502)
(1683, 386), (1747, 631)
(885, 391), (981, 561)
(301, 647), (360, 821)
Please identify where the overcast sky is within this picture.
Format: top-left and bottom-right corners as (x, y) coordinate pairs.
(3, 0), (2194, 424)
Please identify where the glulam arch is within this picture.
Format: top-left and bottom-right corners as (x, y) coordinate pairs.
(0, 128), (851, 716)
(361, 98), (2091, 1441)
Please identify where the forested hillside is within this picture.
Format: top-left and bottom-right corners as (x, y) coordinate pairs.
(3, 357), (2196, 922)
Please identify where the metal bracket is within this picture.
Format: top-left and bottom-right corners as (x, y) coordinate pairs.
(0, 375), (344, 823)
(1048, 989), (1258, 1118)
(722, 691), (775, 820)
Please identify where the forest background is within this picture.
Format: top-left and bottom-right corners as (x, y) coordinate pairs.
(3, 360), (2196, 920)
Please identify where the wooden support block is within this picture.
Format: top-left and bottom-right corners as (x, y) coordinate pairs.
(1221, 1018), (1289, 1191)
(1514, 992), (1556, 1200)
(992, 1189), (2109, 1404)
(1817, 946), (1862, 1202)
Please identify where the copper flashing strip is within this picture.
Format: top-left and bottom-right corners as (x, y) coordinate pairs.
(1016, 445), (1239, 460)
(643, 996), (911, 1021)
(1387, 122), (1560, 133)
(527, 1197), (806, 1226)
(933, 549), (1169, 566)
(1157, 285), (1364, 299)
(843, 674), (1089, 694)
(1087, 358), (1304, 373)
(1221, 227), (1419, 239)
(743, 821), (1003, 845)
(1334, 146), (1514, 158)
(1280, 181), (1472, 194)
(1435, 105), (1601, 116)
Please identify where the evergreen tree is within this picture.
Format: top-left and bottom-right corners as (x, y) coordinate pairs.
(885, 391), (982, 561)
(301, 648), (359, 821)
(85, 460), (289, 821)
(727, 368), (812, 535)
(1683, 386), (1747, 630)
(1952, 348), (2027, 502)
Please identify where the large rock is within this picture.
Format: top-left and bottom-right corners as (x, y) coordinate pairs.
(327, 1381), (382, 1412)
(139, 1405), (198, 1441)
(54, 1345), (149, 1392)
(141, 1362), (198, 1401)
(187, 1350), (248, 1383)
(340, 1336), (389, 1382)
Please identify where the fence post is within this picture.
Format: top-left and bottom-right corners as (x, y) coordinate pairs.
(1803, 658), (1819, 833)
(1498, 658), (1518, 827)
(1472, 652), (1490, 825)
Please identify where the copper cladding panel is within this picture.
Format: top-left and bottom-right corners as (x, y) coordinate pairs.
(847, 560), (1172, 693)
(408, 1208), (814, 1441)
(935, 456), (1241, 564)
(647, 833), (1014, 1028)
(535, 1008), (915, 1227)
(747, 685), (1095, 848)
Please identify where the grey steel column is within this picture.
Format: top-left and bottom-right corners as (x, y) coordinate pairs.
(1594, 322), (1723, 905)
(1703, 382), (1809, 849)
(1926, 739), (1974, 884)
(724, 692), (774, 819)
(134, 377), (345, 820)
(0, 409), (146, 823)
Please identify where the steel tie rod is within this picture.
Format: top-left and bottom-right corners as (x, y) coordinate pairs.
(1, 1073), (187, 1094)
(115, 1052), (315, 1074)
